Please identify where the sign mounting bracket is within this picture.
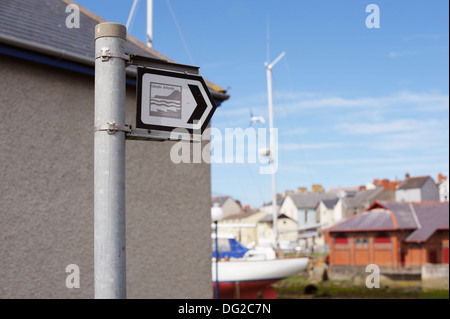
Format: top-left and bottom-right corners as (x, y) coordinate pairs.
(127, 54), (200, 75)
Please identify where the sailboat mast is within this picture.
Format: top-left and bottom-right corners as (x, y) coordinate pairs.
(147, 0), (153, 48)
(265, 51), (285, 248)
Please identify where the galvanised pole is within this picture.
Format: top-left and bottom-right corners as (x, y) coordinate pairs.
(94, 22), (127, 299)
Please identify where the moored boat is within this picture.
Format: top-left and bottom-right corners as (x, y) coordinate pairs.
(211, 233), (309, 298)
(212, 257), (309, 299)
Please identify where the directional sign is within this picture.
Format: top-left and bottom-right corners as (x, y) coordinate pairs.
(136, 67), (217, 134)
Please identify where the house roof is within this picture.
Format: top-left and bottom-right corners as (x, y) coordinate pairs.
(397, 176), (432, 190)
(377, 201), (418, 229)
(404, 202), (449, 242)
(264, 197), (285, 207)
(211, 196), (231, 207)
(329, 210), (396, 232)
(342, 187), (384, 209)
(288, 193), (337, 209)
(259, 213), (293, 223)
(222, 210), (262, 221)
(329, 201), (449, 243)
(327, 186), (359, 195)
(320, 198), (339, 209)
(0, 0), (229, 101)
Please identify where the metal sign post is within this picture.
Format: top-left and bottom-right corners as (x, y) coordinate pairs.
(93, 22), (217, 299)
(94, 23), (128, 299)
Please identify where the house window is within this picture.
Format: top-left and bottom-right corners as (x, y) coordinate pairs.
(374, 233), (391, 245)
(334, 234), (349, 245)
(354, 235), (369, 247)
(428, 250), (438, 264)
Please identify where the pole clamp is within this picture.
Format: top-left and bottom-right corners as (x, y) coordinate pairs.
(95, 48), (130, 62)
(95, 120), (131, 135)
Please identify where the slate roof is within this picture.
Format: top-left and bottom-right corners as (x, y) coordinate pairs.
(328, 210), (396, 232)
(342, 187), (384, 209)
(264, 197), (285, 207)
(379, 201), (417, 229)
(321, 198), (339, 210)
(329, 201), (449, 243)
(259, 213), (293, 223)
(405, 202), (449, 242)
(0, 0), (229, 101)
(222, 210), (262, 221)
(211, 196), (231, 207)
(397, 176), (432, 190)
(289, 193), (337, 209)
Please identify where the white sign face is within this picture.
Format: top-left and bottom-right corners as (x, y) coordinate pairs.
(136, 67), (217, 134)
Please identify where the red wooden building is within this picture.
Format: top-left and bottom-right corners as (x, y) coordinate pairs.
(328, 201), (449, 273)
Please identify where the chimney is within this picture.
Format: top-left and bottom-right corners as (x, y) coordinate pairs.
(438, 173), (447, 183)
(380, 179), (388, 190)
(405, 173), (410, 179)
(284, 190), (294, 197)
(297, 187), (308, 194)
(311, 184), (324, 193)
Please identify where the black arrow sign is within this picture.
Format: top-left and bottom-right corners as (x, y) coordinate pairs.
(136, 67), (217, 134)
(187, 84), (208, 124)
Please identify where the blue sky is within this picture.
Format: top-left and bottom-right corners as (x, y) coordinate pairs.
(76, 0), (449, 207)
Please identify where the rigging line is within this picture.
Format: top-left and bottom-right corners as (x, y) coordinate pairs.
(266, 15), (270, 64)
(272, 66), (314, 191)
(215, 113), (266, 206)
(165, 0), (195, 65)
(283, 54), (294, 97)
(126, 0), (140, 31)
(283, 58), (316, 186)
(270, 71), (292, 192)
(284, 59), (313, 189)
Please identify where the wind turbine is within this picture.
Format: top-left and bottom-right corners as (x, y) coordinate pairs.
(248, 108), (266, 128)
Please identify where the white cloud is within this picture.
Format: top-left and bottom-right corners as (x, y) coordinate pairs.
(279, 143), (343, 151)
(335, 119), (442, 135)
(277, 91), (449, 114)
(280, 127), (309, 136)
(214, 91), (449, 126)
(371, 130), (447, 151)
(402, 33), (445, 42)
(311, 155), (443, 166)
(388, 50), (418, 58)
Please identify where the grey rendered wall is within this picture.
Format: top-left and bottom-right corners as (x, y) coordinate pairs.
(422, 264), (449, 291)
(396, 189), (421, 202)
(0, 55), (212, 298)
(221, 198), (241, 218)
(421, 178), (439, 202)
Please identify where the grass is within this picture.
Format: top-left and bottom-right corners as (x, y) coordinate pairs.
(275, 275), (449, 299)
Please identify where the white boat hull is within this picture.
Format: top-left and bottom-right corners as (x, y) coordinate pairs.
(212, 257), (309, 282)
